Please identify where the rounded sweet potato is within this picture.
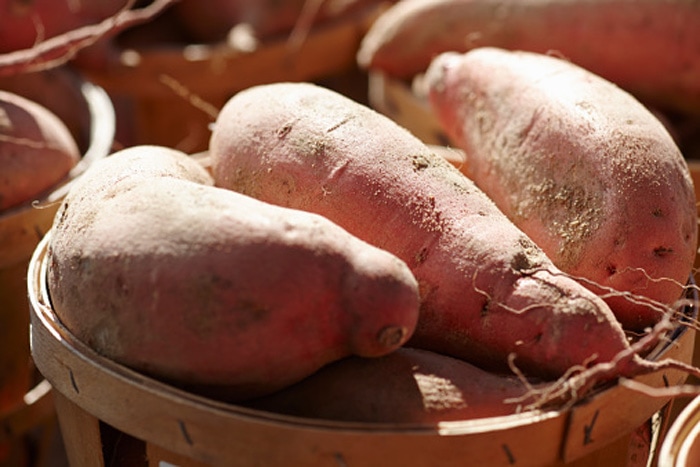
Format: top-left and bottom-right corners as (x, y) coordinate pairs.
(47, 145), (420, 400)
(0, 90), (80, 211)
(0, 67), (91, 152)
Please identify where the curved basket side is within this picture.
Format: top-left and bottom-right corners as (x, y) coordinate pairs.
(659, 395), (700, 466)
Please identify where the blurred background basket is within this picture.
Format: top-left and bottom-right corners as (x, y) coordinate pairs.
(659, 394), (700, 467)
(74, 2), (387, 154)
(0, 66), (115, 467)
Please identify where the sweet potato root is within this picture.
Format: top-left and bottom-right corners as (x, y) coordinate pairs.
(47, 145), (420, 400)
(0, 90), (80, 211)
(357, 0), (700, 114)
(0, 0), (176, 75)
(424, 48), (698, 331)
(209, 81), (661, 388)
(245, 347), (544, 423)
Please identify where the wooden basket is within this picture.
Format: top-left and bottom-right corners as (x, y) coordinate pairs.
(0, 67), (115, 466)
(658, 394), (700, 467)
(28, 232), (697, 467)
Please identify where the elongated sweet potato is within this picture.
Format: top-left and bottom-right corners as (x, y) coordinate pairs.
(357, 0), (700, 114)
(0, 90), (80, 211)
(209, 81), (660, 387)
(424, 48), (698, 331)
(245, 347), (544, 423)
(47, 145), (419, 400)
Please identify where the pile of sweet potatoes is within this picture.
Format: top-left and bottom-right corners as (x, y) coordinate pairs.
(33, 0), (700, 430)
(47, 56), (700, 429)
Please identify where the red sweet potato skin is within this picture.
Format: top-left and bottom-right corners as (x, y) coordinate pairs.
(425, 48), (698, 331)
(245, 347), (542, 424)
(357, 0), (700, 114)
(0, 90), (80, 211)
(47, 145), (420, 400)
(210, 81), (632, 381)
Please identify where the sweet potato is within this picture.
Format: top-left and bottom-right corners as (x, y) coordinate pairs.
(357, 0), (700, 114)
(208, 82), (674, 391)
(0, 90), (80, 211)
(0, 68), (91, 152)
(245, 347), (544, 423)
(47, 145), (420, 400)
(424, 48), (698, 331)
